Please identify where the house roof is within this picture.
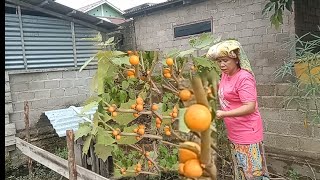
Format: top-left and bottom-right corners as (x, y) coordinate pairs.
(124, 0), (207, 18)
(78, 0), (124, 15)
(5, 0), (119, 33)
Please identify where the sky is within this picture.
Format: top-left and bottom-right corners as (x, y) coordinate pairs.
(55, 0), (167, 11)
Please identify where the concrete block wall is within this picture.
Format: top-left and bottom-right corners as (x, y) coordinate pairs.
(257, 84), (320, 159)
(132, 0), (296, 84)
(5, 72), (16, 149)
(119, 20), (136, 51)
(8, 69), (96, 130)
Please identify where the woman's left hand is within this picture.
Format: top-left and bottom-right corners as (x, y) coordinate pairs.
(216, 110), (226, 119)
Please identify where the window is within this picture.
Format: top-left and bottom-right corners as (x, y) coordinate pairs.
(174, 20), (212, 38)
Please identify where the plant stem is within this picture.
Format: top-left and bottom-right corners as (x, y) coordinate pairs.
(191, 75), (217, 180)
(162, 84), (179, 94)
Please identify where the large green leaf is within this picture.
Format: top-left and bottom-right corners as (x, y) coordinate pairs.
(80, 100), (99, 114)
(82, 134), (92, 156)
(96, 126), (116, 145)
(74, 122), (92, 140)
(116, 126), (139, 145)
(178, 108), (190, 133)
(178, 49), (196, 57)
(193, 57), (213, 69)
(189, 33), (215, 50)
(113, 113), (135, 126)
(94, 144), (113, 162)
(112, 56), (131, 66)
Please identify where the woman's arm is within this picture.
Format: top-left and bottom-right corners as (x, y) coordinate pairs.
(216, 101), (256, 119)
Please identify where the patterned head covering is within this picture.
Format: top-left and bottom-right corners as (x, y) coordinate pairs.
(206, 40), (254, 75)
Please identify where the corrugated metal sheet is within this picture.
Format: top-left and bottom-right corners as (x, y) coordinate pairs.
(75, 24), (100, 67)
(5, 14), (25, 70)
(44, 106), (97, 137)
(5, 13), (101, 70)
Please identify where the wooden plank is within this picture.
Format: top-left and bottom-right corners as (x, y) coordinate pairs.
(15, 137), (110, 180)
(90, 145), (98, 173)
(5, 123), (16, 137)
(99, 159), (108, 177)
(5, 135), (16, 147)
(6, 0), (111, 33)
(67, 130), (77, 180)
(17, 5), (28, 70)
(74, 140), (83, 166)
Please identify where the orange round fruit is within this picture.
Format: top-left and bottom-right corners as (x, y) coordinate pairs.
(183, 159), (203, 178)
(166, 58), (174, 66)
(179, 89), (192, 101)
(133, 113), (139, 117)
(163, 68), (170, 74)
(108, 106), (115, 112)
(171, 112), (178, 118)
(127, 69), (135, 76)
(179, 148), (198, 163)
(135, 104), (144, 112)
(136, 97), (144, 104)
(116, 135), (121, 140)
(138, 124), (145, 129)
(156, 117), (162, 124)
(112, 111), (117, 117)
(179, 163), (184, 175)
(164, 73), (171, 78)
(151, 104), (158, 111)
(184, 104), (211, 132)
(136, 136), (141, 140)
(129, 55), (139, 65)
(133, 128), (138, 133)
(112, 130), (119, 136)
(131, 104), (136, 109)
(156, 123), (161, 128)
(165, 131), (171, 136)
(128, 75), (135, 78)
(127, 50), (133, 55)
(137, 128), (145, 135)
(145, 152), (150, 157)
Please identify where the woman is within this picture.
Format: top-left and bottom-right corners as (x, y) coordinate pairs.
(206, 40), (270, 180)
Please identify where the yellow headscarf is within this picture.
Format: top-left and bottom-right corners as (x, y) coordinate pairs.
(206, 40), (254, 75)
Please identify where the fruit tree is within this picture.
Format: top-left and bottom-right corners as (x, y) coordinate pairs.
(75, 33), (222, 179)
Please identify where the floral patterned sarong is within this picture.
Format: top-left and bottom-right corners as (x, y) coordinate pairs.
(230, 142), (270, 180)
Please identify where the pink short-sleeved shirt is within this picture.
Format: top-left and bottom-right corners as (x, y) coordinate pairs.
(218, 69), (264, 144)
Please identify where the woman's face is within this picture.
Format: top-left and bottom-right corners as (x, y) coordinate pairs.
(217, 56), (240, 75)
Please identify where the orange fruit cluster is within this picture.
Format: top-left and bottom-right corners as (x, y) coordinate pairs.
(163, 68), (171, 78)
(126, 68), (135, 78)
(131, 97), (144, 117)
(112, 128), (121, 140)
(107, 104), (118, 117)
(134, 124), (145, 141)
(155, 117), (162, 128)
(179, 142), (203, 178)
(164, 125), (171, 136)
(169, 106), (178, 122)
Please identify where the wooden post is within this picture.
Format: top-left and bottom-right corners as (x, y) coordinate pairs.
(24, 101), (32, 175)
(17, 5), (27, 70)
(67, 130), (77, 180)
